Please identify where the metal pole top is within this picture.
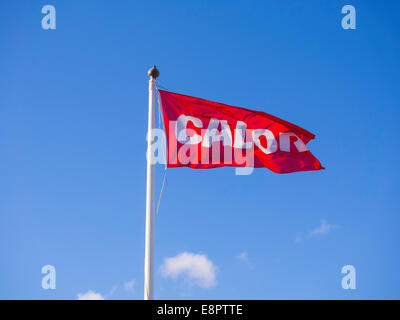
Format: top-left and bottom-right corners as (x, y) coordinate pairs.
(148, 65), (160, 79)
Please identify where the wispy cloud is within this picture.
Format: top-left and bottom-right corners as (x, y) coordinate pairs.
(77, 290), (105, 300)
(310, 219), (333, 235)
(76, 277), (136, 300)
(236, 251), (254, 270)
(236, 251), (248, 261)
(124, 279), (136, 292)
(296, 219), (335, 243)
(108, 285), (118, 297)
(159, 252), (217, 288)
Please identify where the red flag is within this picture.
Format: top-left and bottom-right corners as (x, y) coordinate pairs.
(159, 90), (324, 174)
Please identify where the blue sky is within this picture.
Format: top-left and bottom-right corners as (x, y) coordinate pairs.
(1, 0), (399, 299)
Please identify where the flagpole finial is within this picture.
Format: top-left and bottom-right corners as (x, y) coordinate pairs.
(148, 66), (160, 79)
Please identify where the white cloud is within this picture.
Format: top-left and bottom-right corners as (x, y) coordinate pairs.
(236, 251), (248, 261)
(124, 279), (136, 292)
(77, 290), (105, 300)
(108, 285), (118, 296)
(310, 219), (333, 235)
(295, 219), (335, 243)
(236, 251), (254, 270)
(160, 252), (217, 288)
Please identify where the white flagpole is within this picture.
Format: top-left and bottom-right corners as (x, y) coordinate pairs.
(144, 66), (159, 300)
